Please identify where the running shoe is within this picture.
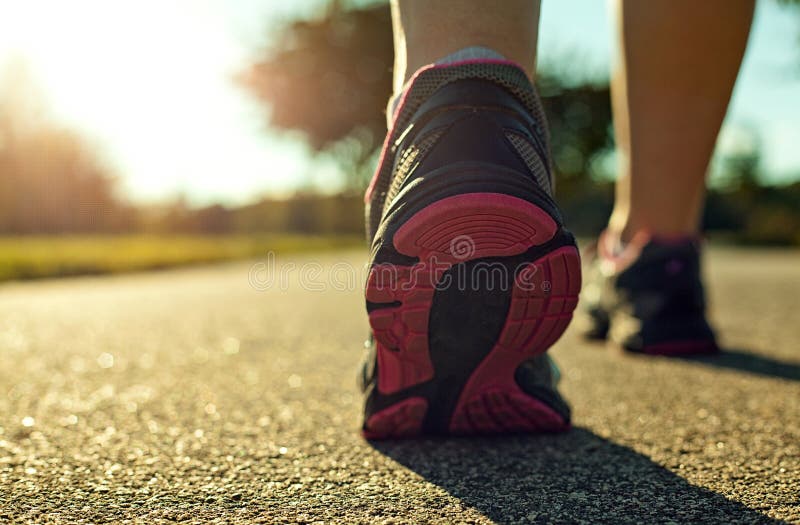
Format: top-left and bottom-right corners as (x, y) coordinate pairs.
(580, 230), (718, 355)
(359, 60), (581, 439)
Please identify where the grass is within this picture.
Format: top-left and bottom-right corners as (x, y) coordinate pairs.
(0, 234), (364, 282)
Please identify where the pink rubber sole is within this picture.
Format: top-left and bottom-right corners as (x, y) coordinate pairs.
(364, 193), (580, 439)
(450, 246), (579, 434)
(363, 398), (428, 439)
(393, 193), (558, 263)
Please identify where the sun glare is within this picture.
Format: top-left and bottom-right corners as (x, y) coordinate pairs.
(0, 0), (314, 203)
(1, 1), (798, 203)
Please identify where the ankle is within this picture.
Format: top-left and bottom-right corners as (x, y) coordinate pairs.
(388, 46), (508, 122)
(607, 215), (700, 245)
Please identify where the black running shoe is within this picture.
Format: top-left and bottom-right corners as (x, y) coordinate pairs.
(359, 60), (581, 439)
(580, 230), (718, 355)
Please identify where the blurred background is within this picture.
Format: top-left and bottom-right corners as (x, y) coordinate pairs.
(0, 0), (798, 282)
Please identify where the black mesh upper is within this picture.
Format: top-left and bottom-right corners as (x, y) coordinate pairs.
(366, 61), (553, 242)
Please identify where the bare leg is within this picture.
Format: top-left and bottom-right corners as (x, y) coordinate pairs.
(390, 0), (541, 94)
(609, 0), (754, 240)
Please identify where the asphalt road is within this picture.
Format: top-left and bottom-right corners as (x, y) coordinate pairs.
(0, 247), (798, 524)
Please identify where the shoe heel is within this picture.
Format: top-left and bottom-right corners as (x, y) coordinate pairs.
(363, 192), (578, 438)
(449, 246), (580, 434)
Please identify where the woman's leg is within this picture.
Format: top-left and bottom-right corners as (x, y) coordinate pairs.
(390, 0), (541, 93)
(609, 0), (754, 240)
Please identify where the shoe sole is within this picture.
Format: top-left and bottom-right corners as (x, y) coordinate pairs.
(637, 340), (719, 356)
(363, 193), (580, 439)
(580, 311), (719, 356)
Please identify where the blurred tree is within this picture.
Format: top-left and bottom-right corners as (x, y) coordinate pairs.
(240, 1), (616, 229)
(240, 0), (800, 243)
(537, 76), (615, 233)
(240, 1), (392, 190)
(0, 61), (135, 233)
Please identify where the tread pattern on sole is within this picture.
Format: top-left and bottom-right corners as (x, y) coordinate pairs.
(498, 247), (581, 354)
(363, 397), (427, 439)
(364, 193), (578, 438)
(393, 193), (557, 263)
(366, 193), (558, 396)
(366, 265), (442, 395)
(449, 389), (569, 435)
(449, 247), (580, 434)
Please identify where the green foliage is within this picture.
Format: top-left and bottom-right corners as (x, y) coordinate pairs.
(1, 1), (796, 249)
(242, 1), (800, 245)
(240, 2), (621, 235)
(240, 3), (392, 189)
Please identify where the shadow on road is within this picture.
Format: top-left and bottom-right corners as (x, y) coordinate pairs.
(678, 348), (800, 382)
(370, 428), (781, 523)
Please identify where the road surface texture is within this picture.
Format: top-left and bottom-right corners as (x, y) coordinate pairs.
(0, 246), (798, 524)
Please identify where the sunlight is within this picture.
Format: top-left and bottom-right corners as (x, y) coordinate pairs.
(0, 0), (797, 204)
(0, 1), (234, 135)
(0, 0), (315, 203)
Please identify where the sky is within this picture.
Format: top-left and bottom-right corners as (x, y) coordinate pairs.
(0, 0), (798, 206)
(537, 0), (800, 185)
